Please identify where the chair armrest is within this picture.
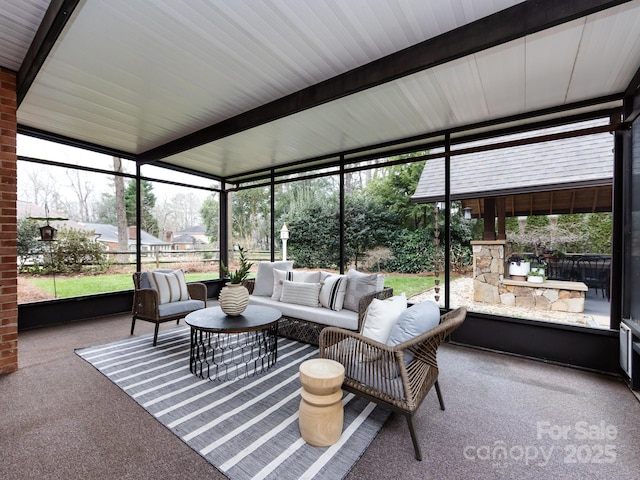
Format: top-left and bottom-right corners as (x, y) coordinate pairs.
(133, 288), (159, 317)
(356, 286), (393, 332)
(319, 326), (411, 403)
(187, 282), (207, 302)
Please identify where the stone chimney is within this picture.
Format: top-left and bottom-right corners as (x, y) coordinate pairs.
(128, 226), (136, 239)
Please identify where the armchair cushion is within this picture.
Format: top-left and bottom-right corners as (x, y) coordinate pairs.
(158, 298), (206, 317)
(253, 261), (294, 297)
(361, 294), (407, 343)
(146, 269), (190, 304)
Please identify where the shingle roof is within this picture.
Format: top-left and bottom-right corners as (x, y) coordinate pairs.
(412, 120), (613, 206)
(80, 223), (168, 246)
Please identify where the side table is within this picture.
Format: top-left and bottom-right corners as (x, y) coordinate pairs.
(298, 358), (345, 446)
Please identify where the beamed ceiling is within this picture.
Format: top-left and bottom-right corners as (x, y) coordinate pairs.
(2, 0), (640, 185)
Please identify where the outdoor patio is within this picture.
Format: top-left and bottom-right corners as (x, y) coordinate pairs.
(2, 310), (638, 480)
(410, 276), (612, 329)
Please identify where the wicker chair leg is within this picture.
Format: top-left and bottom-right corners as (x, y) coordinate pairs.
(406, 414), (422, 461)
(153, 323), (160, 346)
(130, 317), (136, 335)
(435, 380), (445, 410)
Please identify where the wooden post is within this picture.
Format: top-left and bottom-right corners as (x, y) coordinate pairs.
(483, 198), (496, 240)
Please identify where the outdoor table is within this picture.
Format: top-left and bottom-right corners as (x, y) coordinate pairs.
(185, 305), (281, 381)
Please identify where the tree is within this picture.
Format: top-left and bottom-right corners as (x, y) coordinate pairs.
(47, 227), (108, 273)
(366, 160), (428, 229)
(125, 179), (159, 237)
(200, 193), (219, 244)
(113, 157), (129, 263)
(17, 218), (44, 272)
(343, 193), (397, 269)
(65, 169), (94, 222)
(231, 187), (270, 248)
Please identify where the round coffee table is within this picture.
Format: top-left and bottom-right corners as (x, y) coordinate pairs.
(185, 305), (281, 381)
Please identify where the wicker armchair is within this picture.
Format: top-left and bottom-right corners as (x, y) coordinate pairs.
(131, 271), (207, 345)
(319, 306), (467, 461)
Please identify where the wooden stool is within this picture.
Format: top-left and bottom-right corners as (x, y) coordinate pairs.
(298, 358), (345, 446)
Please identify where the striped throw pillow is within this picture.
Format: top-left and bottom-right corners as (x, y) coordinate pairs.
(272, 269), (322, 300)
(279, 280), (321, 307)
(319, 274), (347, 311)
(148, 269), (190, 304)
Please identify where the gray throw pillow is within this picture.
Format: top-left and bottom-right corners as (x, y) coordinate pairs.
(342, 269), (380, 312)
(387, 300), (441, 365)
(387, 300), (441, 347)
(252, 261), (294, 296)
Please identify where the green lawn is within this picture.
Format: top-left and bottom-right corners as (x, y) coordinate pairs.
(383, 275), (442, 298)
(25, 271), (444, 299)
(28, 272), (217, 298)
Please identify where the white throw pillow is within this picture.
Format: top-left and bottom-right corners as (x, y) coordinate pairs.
(272, 269), (322, 300)
(279, 280), (322, 307)
(319, 274), (347, 311)
(342, 269), (381, 312)
(361, 294), (407, 344)
(252, 261), (294, 297)
(147, 269), (190, 304)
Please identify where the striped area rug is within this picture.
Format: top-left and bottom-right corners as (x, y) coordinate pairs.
(76, 326), (390, 480)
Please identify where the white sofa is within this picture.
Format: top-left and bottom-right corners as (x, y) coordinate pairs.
(243, 264), (393, 345)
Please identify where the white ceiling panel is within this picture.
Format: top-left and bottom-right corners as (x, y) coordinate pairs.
(474, 40), (526, 118)
(568, 1), (640, 101)
(5, 0), (639, 182)
(0, 0), (49, 71)
(524, 20), (584, 109)
(18, 0), (524, 154)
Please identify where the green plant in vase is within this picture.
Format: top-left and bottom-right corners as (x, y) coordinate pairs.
(221, 246), (254, 284)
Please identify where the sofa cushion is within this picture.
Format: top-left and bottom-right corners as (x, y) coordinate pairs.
(272, 269), (322, 300)
(279, 280), (322, 307)
(361, 294), (407, 343)
(249, 295), (360, 330)
(343, 270), (382, 312)
(146, 269), (190, 304)
(253, 261), (294, 297)
(157, 299), (205, 317)
(319, 274), (347, 311)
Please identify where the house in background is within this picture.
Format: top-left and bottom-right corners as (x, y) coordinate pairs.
(80, 223), (170, 256)
(165, 226), (208, 251)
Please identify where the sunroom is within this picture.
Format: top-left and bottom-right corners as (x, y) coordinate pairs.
(2, 1), (640, 477)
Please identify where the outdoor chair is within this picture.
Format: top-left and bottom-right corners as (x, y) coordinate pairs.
(576, 255), (611, 300)
(319, 306), (467, 461)
(131, 270), (207, 345)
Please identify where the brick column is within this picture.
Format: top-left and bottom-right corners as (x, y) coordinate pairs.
(0, 67), (18, 374)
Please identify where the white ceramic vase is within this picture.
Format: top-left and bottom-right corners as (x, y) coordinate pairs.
(219, 283), (250, 316)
